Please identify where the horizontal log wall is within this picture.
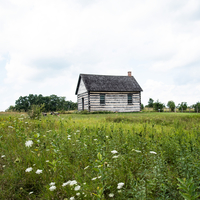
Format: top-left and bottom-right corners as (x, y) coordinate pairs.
(90, 92), (141, 112)
(77, 92), (88, 111)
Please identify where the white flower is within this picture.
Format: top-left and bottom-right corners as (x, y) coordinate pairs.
(84, 166), (89, 170)
(70, 180), (77, 186)
(117, 182), (124, 189)
(98, 176), (101, 179)
(1, 155), (5, 158)
(106, 136), (109, 138)
(94, 139), (97, 141)
(76, 192), (80, 196)
(49, 185), (56, 191)
(25, 167), (33, 172)
(91, 177), (97, 180)
(49, 182), (55, 186)
(36, 169), (42, 174)
(8, 126), (13, 128)
(132, 149), (141, 153)
(25, 140), (33, 147)
(62, 180), (72, 187)
(112, 155), (119, 159)
(46, 160), (49, 162)
(70, 197), (75, 200)
(111, 150), (118, 154)
(150, 151), (157, 154)
(109, 193), (114, 197)
(74, 185), (81, 191)
(29, 191), (33, 194)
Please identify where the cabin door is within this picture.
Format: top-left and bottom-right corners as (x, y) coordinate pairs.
(82, 98), (84, 110)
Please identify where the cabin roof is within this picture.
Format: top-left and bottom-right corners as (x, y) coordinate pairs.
(75, 73), (143, 95)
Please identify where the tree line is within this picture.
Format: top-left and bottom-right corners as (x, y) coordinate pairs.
(142, 98), (200, 112)
(6, 94), (77, 112)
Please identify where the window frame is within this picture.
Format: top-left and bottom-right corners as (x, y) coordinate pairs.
(128, 94), (133, 104)
(100, 94), (105, 105)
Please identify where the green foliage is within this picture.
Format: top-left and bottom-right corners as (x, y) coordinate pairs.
(177, 177), (200, 200)
(1, 112), (200, 199)
(141, 103), (144, 110)
(178, 102), (188, 111)
(167, 100), (175, 112)
(153, 100), (165, 112)
(27, 104), (44, 119)
(193, 102), (200, 113)
(11, 94), (77, 112)
(148, 98), (154, 107)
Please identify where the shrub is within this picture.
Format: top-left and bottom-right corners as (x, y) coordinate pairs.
(27, 104), (45, 119)
(153, 100), (165, 112)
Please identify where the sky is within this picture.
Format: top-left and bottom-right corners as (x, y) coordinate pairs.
(0, 0), (200, 111)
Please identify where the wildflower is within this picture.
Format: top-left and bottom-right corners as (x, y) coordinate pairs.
(106, 136), (109, 138)
(49, 185), (56, 191)
(76, 192), (80, 196)
(25, 167), (33, 172)
(111, 150), (118, 154)
(62, 180), (72, 187)
(2, 165), (6, 168)
(70, 180), (77, 186)
(109, 193), (114, 197)
(150, 151), (157, 154)
(91, 177), (97, 180)
(70, 197), (75, 200)
(117, 182), (124, 189)
(8, 126), (13, 128)
(46, 160), (49, 162)
(94, 139), (97, 141)
(49, 182), (55, 186)
(36, 169), (42, 174)
(98, 176), (101, 179)
(74, 185), (81, 191)
(1, 155), (5, 158)
(84, 166), (89, 170)
(112, 155), (119, 158)
(132, 149), (141, 153)
(29, 191), (33, 194)
(25, 140), (33, 147)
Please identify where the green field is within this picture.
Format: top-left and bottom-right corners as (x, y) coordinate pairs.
(1, 112), (200, 199)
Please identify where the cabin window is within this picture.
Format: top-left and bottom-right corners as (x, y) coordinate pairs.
(100, 94), (105, 105)
(128, 94), (132, 104)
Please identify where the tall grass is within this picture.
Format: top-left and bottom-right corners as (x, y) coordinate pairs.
(1, 112), (200, 199)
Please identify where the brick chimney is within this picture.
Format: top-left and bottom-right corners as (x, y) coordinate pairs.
(128, 71), (132, 77)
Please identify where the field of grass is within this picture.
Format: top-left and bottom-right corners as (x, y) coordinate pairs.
(1, 112), (200, 199)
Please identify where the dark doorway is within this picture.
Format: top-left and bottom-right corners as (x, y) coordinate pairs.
(82, 98), (84, 110)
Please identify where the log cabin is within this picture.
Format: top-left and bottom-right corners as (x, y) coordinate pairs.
(75, 71), (143, 112)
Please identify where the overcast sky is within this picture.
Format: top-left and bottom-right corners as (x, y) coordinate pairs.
(0, 0), (200, 111)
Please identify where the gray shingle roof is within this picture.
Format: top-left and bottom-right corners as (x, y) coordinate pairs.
(75, 74), (143, 94)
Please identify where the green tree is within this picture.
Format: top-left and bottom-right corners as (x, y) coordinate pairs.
(148, 98), (154, 108)
(153, 100), (165, 112)
(193, 102), (200, 113)
(178, 102), (187, 112)
(167, 101), (175, 112)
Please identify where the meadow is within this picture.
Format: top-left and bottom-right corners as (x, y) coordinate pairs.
(1, 112), (200, 199)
